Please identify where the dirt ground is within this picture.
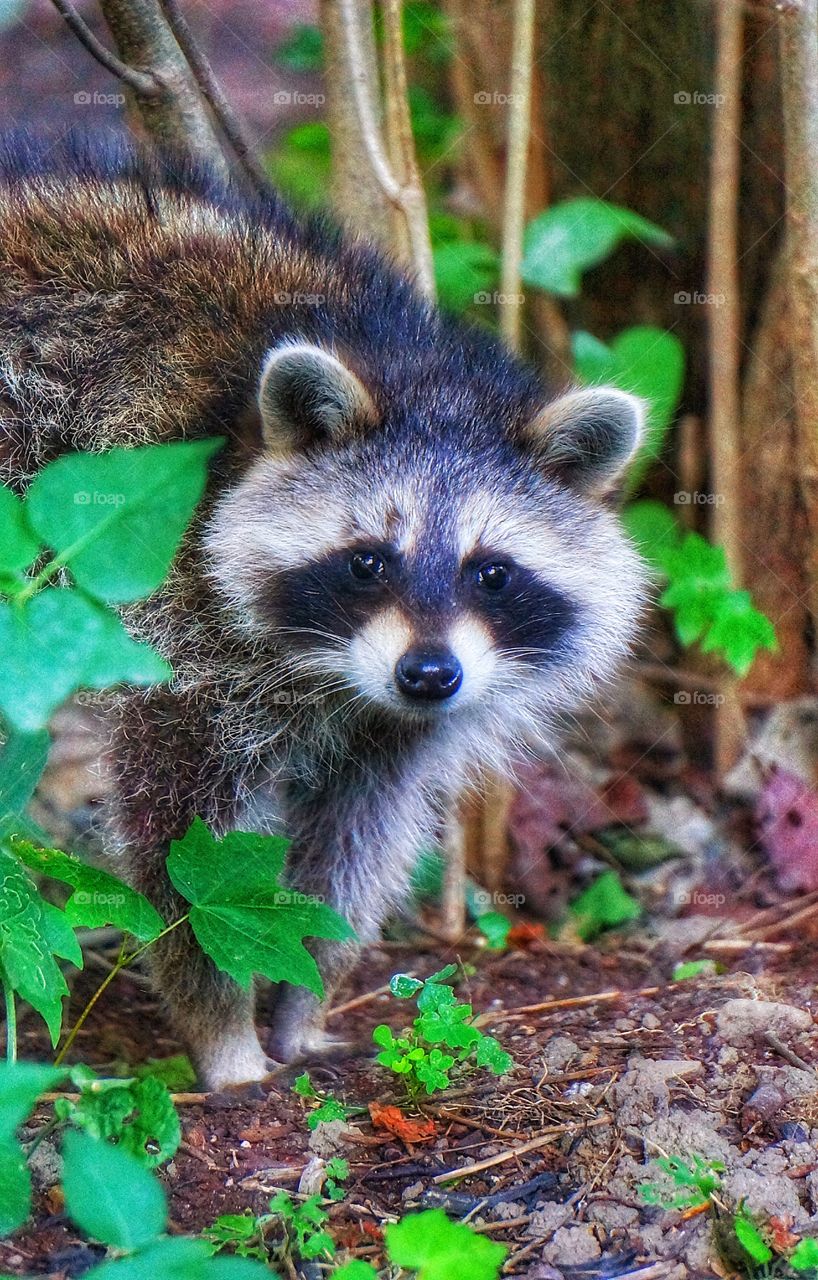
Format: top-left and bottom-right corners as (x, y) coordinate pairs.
(3, 917), (818, 1280)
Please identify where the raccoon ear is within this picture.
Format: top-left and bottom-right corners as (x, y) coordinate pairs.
(520, 387), (645, 494)
(258, 343), (376, 453)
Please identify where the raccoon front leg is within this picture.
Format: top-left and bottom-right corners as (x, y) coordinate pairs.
(268, 769), (441, 1063)
(106, 688), (272, 1090)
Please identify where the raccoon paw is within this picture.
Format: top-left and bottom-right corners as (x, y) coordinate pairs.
(267, 1022), (354, 1065)
(196, 1031), (276, 1091)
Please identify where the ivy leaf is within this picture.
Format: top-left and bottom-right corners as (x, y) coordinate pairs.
(0, 485), (40, 581)
(574, 327), (685, 493)
(0, 845), (80, 1044)
(62, 1128), (167, 1249)
(566, 870), (641, 942)
(25, 439), (222, 605)
(521, 199), (673, 298)
(386, 1209), (507, 1280)
(0, 589), (169, 732)
(167, 818), (354, 996)
(59, 1074), (180, 1167)
(701, 590), (777, 677)
(11, 839), (164, 942)
(0, 1062), (65, 1236)
(659, 533), (731, 646)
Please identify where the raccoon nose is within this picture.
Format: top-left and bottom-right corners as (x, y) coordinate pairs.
(395, 648), (463, 701)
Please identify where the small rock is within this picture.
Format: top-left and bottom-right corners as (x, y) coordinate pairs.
(642, 1012), (661, 1030)
(543, 1037), (580, 1073)
(741, 1083), (785, 1130)
(526, 1202), (571, 1238)
(723, 1168), (808, 1225)
(402, 1180), (424, 1202)
(614, 1056), (704, 1125)
(542, 1225), (601, 1267)
(716, 998), (812, 1046)
(587, 1201), (640, 1229)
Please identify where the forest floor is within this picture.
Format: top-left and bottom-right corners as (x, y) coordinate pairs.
(3, 685), (818, 1279)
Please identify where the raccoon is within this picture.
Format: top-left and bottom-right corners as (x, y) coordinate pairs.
(0, 135), (647, 1088)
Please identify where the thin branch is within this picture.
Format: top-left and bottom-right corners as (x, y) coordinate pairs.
(381, 0), (436, 297)
(49, 0), (161, 97)
(337, 0), (435, 296)
(158, 0), (271, 193)
(499, 0), (536, 348)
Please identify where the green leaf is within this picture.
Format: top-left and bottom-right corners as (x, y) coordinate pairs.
(167, 818), (354, 996)
(62, 1128), (166, 1249)
(0, 729), (50, 840)
(701, 590), (777, 677)
(308, 1097), (348, 1130)
(389, 973), (425, 999)
(476, 912), (511, 951)
(130, 1055), (196, 1092)
(573, 327), (685, 493)
(474, 1036), (513, 1076)
(0, 485), (41, 577)
(792, 1237), (818, 1271)
(273, 22), (323, 70)
(88, 1235), (273, 1277)
(0, 1062), (65, 1236)
(433, 242), (499, 313)
(386, 1209), (507, 1280)
(11, 839), (164, 942)
(521, 199), (673, 298)
(0, 589), (169, 732)
(0, 846), (79, 1043)
(659, 533), (731, 646)
(621, 500), (681, 572)
(25, 439), (222, 605)
(672, 959), (716, 982)
(64, 1074), (180, 1167)
(331, 1263), (378, 1279)
(566, 870), (641, 942)
(734, 1213), (773, 1265)
(595, 829), (681, 870)
(267, 123), (331, 210)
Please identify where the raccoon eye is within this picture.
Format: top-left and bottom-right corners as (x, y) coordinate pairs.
(475, 562), (511, 592)
(349, 550), (388, 583)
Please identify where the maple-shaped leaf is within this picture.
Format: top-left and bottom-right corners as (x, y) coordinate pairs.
(701, 589), (777, 676)
(0, 844), (81, 1044)
(10, 839), (164, 942)
(166, 818), (354, 996)
(386, 1209), (507, 1280)
(659, 533), (731, 646)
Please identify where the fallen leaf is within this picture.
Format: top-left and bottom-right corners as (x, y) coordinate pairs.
(368, 1102), (436, 1145)
(756, 766), (818, 892)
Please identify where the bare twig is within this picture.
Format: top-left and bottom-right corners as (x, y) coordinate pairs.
(499, 0), (535, 347)
(432, 1114), (612, 1183)
(49, 0), (160, 96)
(156, 0), (270, 191)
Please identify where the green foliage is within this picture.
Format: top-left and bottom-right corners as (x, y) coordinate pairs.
(129, 1055), (196, 1092)
(203, 1213), (268, 1262)
(521, 198), (673, 298)
(11, 838), (163, 942)
(324, 1156), (349, 1202)
(624, 505), (777, 676)
(639, 1154), (724, 1211)
(266, 122), (332, 210)
(792, 1238), (818, 1271)
(331, 1264), (377, 1279)
(672, 959), (717, 982)
(374, 967), (512, 1097)
(573, 326), (685, 494)
(0, 439), (219, 732)
(268, 1192), (335, 1261)
(167, 818), (354, 997)
(273, 22), (323, 70)
(63, 1128), (166, 1250)
(433, 241), (500, 313)
(0, 730), (50, 841)
(733, 1211), (773, 1266)
(292, 1071), (356, 1130)
(475, 911), (511, 951)
(566, 870), (641, 943)
(0, 1062), (64, 1235)
(0, 845), (81, 1045)
(55, 1067), (180, 1167)
(386, 1208), (507, 1280)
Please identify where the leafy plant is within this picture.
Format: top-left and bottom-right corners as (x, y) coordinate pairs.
(54, 1066), (180, 1167)
(373, 966), (512, 1098)
(268, 1192), (335, 1262)
(386, 1208), (507, 1280)
(733, 1210), (773, 1267)
(475, 911), (511, 951)
(292, 1071), (359, 1130)
(639, 1153), (725, 1211)
(565, 870), (641, 943)
(792, 1237), (818, 1271)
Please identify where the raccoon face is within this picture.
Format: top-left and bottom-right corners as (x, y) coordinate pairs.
(206, 342), (647, 747)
